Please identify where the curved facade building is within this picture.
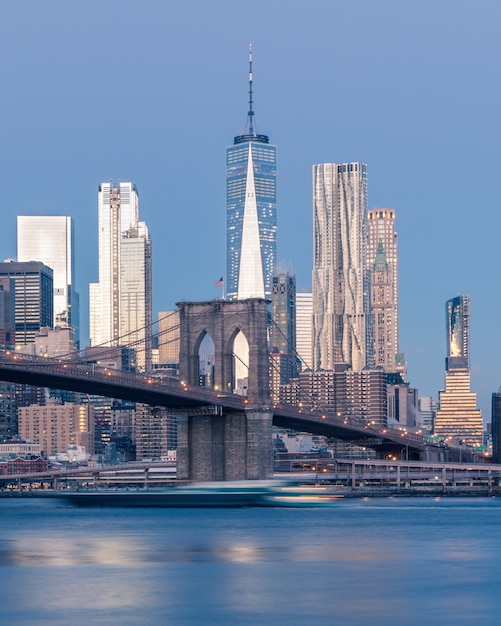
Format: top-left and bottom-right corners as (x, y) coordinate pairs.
(312, 162), (368, 371)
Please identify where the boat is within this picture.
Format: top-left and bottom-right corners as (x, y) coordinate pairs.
(53, 481), (343, 508)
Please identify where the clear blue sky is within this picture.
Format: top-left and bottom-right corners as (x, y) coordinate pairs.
(0, 0), (499, 419)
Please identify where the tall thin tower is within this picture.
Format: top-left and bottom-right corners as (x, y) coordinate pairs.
(89, 182), (152, 371)
(434, 294), (482, 446)
(366, 209), (398, 371)
(226, 45), (277, 300)
(312, 163), (368, 371)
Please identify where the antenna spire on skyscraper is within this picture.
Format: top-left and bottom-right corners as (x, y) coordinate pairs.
(248, 43), (254, 135)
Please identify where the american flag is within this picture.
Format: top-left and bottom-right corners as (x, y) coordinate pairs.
(214, 277), (224, 287)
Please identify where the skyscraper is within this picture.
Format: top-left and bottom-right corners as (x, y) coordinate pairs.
(446, 294), (470, 368)
(226, 45), (277, 300)
(367, 209), (398, 371)
(0, 261), (53, 345)
(270, 268), (298, 383)
(17, 216), (80, 346)
(434, 294), (482, 446)
(296, 292), (313, 371)
(312, 162), (368, 371)
(89, 182), (152, 371)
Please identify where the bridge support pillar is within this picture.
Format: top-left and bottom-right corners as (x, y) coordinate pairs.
(176, 409), (273, 482)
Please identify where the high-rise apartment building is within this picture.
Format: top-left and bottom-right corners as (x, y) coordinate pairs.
(226, 45), (277, 300)
(367, 209), (398, 371)
(0, 261), (53, 345)
(17, 216), (80, 346)
(446, 294), (470, 368)
(296, 292), (313, 371)
(434, 295), (482, 446)
(18, 398), (94, 456)
(312, 163), (368, 371)
(89, 182), (152, 371)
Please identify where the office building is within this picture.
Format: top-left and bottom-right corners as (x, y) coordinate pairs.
(270, 269), (299, 383)
(418, 396), (437, 433)
(434, 295), (482, 446)
(226, 45), (277, 300)
(0, 261), (53, 345)
(89, 182), (152, 371)
(312, 163), (368, 371)
(367, 209), (398, 371)
(17, 216), (80, 346)
(492, 389), (501, 463)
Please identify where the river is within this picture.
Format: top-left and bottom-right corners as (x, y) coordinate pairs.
(1, 496), (501, 625)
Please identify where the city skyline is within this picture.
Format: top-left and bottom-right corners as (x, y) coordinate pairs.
(0, 1), (499, 419)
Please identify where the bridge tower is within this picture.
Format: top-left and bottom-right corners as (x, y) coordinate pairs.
(176, 298), (272, 481)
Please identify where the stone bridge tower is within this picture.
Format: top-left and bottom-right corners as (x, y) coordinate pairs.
(176, 298), (272, 481)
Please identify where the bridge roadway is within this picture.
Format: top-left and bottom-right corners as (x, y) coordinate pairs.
(0, 352), (434, 457)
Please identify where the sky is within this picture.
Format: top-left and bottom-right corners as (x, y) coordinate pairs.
(0, 0), (499, 419)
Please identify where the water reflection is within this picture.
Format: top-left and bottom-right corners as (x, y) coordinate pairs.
(1, 498), (501, 626)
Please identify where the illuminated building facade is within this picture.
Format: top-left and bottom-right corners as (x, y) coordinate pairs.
(434, 295), (482, 446)
(367, 209), (398, 371)
(89, 182), (152, 371)
(17, 216), (80, 346)
(312, 162), (368, 371)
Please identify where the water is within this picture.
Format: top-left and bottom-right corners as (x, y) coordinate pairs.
(1, 496), (501, 625)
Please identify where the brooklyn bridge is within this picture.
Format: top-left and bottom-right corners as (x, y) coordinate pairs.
(0, 299), (467, 481)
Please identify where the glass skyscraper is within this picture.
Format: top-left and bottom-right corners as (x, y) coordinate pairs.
(0, 261), (53, 345)
(17, 216), (80, 346)
(312, 162), (368, 372)
(89, 182), (152, 371)
(446, 294), (470, 368)
(226, 46), (277, 300)
(435, 294), (482, 447)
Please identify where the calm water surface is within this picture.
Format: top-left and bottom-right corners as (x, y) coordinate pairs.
(1, 496), (501, 625)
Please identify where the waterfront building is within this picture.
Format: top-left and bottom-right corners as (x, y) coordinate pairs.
(418, 396), (438, 433)
(18, 398), (94, 457)
(312, 162), (368, 371)
(226, 45), (277, 300)
(434, 295), (482, 446)
(367, 209), (398, 371)
(17, 216), (80, 346)
(491, 388), (501, 463)
(298, 366), (387, 426)
(0, 261), (53, 345)
(89, 182), (152, 371)
(386, 378), (418, 429)
(295, 292), (313, 371)
(135, 405), (177, 460)
(0, 382), (19, 441)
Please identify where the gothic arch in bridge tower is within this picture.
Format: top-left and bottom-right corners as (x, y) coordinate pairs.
(176, 298), (270, 410)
